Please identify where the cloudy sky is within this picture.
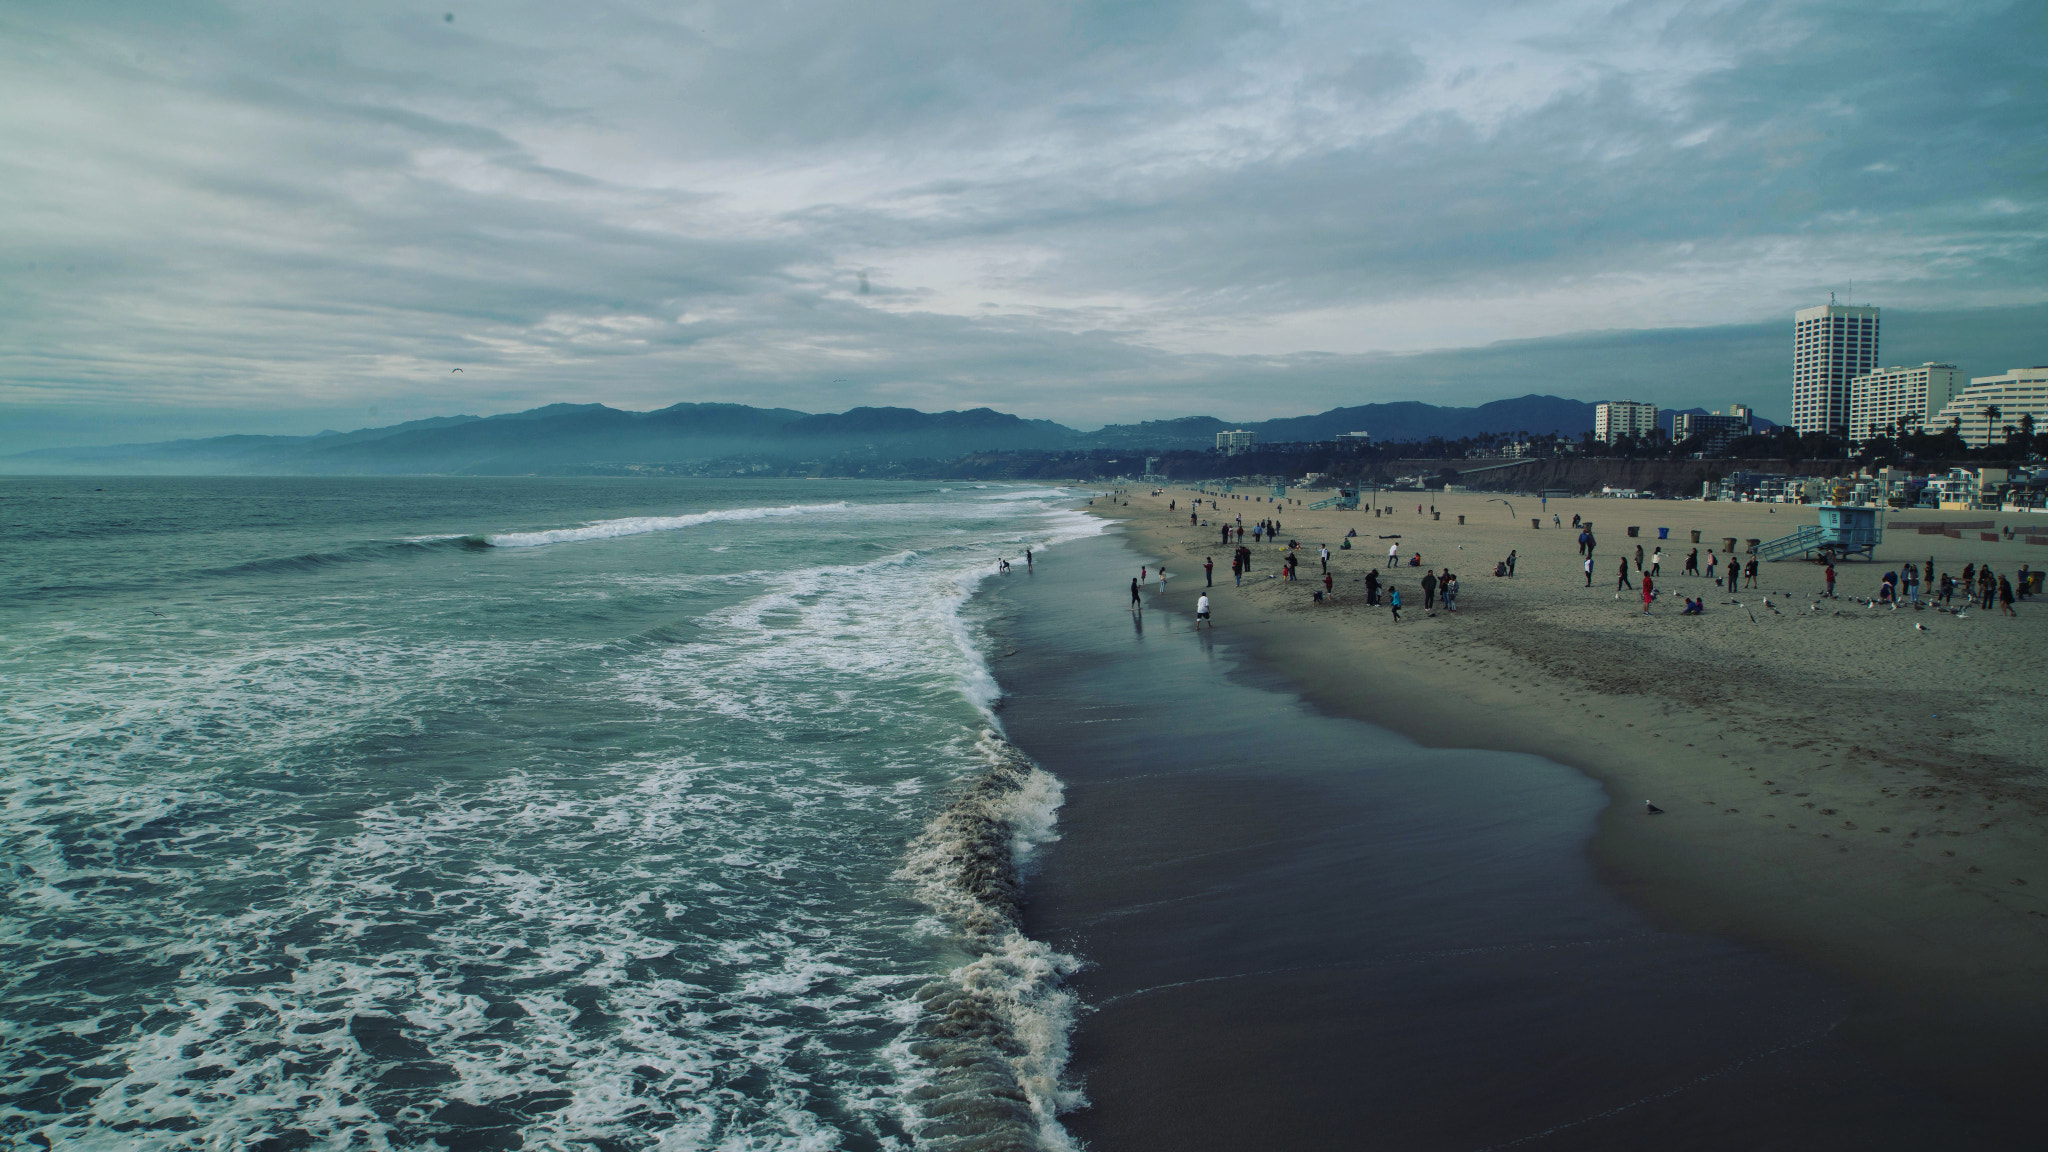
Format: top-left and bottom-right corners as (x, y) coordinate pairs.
(4, 0), (2043, 451)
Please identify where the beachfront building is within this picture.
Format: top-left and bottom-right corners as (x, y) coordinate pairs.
(1672, 405), (1753, 453)
(1216, 429), (1257, 455)
(1594, 400), (1657, 443)
(1792, 302), (1881, 436)
(1927, 367), (2048, 447)
(1848, 363), (1961, 441)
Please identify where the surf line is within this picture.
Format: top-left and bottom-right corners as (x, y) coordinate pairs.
(897, 731), (1083, 1151)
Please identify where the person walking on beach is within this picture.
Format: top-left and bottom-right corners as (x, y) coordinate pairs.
(1388, 586), (1403, 622)
(1584, 555), (1594, 586)
(1443, 570), (1458, 611)
(1506, 549), (1517, 577)
(1617, 558), (1633, 591)
(1684, 548), (1698, 576)
(1744, 557), (1759, 589)
(1319, 545), (1330, 573)
(1323, 571), (1333, 597)
(1130, 577), (1141, 611)
(1999, 576), (2017, 616)
(1389, 542), (1400, 567)
(1578, 529), (1591, 557)
(1196, 593), (1212, 627)
(1650, 547), (1662, 577)
(1642, 573), (1654, 615)
(1366, 568), (1381, 605)
(1940, 572), (1954, 606)
(1634, 543), (1645, 573)
(1728, 561), (1740, 594)
(1824, 562), (1836, 599)
(1705, 550), (1716, 581)
(1204, 557), (1213, 586)
(1422, 569), (1438, 610)
(1024, 548), (1032, 570)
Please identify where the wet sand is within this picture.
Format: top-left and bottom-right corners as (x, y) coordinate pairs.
(980, 530), (2031, 1149)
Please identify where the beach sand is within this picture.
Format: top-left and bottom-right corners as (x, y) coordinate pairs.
(1097, 487), (2048, 1107)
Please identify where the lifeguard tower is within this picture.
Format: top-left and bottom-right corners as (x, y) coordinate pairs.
(1271, 484), (1288, 499)
(1308, 488), (1360, 511)
(1756, 505), (1883, 562)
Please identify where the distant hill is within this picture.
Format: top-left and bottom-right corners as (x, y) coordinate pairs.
(5, 394), (1612, 475)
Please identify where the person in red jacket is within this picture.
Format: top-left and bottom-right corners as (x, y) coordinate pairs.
(1642, 573), (1654, 615)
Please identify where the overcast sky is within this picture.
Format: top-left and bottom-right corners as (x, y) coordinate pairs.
(4, 0), (2043, 451)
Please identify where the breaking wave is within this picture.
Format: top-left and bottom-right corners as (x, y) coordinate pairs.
(486, 502), (849, 547)
(898, 732), (1084, 1152)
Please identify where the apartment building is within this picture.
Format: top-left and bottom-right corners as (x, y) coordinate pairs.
(1215, 429), (1258, 454)
(1847, 363), (1960, 441)
(1594, 400), (1657, 443)
(1792, 303), (1881, 435)
(1928, 366), (2048, 447)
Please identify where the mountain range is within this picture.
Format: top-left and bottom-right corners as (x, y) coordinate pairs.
(4, 394), (1758, 475)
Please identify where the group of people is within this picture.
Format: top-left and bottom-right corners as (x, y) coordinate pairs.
(1217, 515), (1286, 545)
(1859, 559), (2026, 615)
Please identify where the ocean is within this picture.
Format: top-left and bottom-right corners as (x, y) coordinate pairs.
(0, 477), (1100, 1151)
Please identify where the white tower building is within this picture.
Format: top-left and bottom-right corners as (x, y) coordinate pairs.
(1792, 302), (1880, 435)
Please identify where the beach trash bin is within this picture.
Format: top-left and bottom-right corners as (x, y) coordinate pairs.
(1690, 530), (1701, 543)
(1433, 511), (1440, 520)
(1745, 538), (1760, 553)
(1531, 519), (1540, 529)
(1657, 527), (1669, 539)
(1627, 526), (1639, 537)
(1458, 515), (1465, 525)
(1722, 537), (1737, 552)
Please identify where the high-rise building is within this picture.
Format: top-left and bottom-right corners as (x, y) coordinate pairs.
(1215, 429), (1257, 454)
(1792, 303), (1880, 435)
(1847, 363), (1961, 441)
(1594, 400), (1657, 443)
(1673, 407), (1753, 453)
(1928, 366), (2048, 447)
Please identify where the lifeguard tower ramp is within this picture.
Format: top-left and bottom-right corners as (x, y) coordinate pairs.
(1308, 489), (1360, 511)
(1757, 506), (1882, 562)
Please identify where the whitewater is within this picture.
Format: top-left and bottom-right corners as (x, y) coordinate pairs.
(0, 476), (1103, 1151)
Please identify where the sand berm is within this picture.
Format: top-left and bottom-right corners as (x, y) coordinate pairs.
(1105, 485), (2048, 1099)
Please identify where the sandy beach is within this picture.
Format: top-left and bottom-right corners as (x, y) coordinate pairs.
(1100, 486), (2048, 1101)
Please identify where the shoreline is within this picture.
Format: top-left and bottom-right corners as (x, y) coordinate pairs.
(1093, 486), (2048, 1105)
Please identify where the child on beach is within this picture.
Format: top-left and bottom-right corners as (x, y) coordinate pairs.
(1388, 586), (1402, 621)
(1642, 573), (1654, 614)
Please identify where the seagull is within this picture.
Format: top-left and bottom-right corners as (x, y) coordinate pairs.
(1915, 622), (1928, 630)
(451, 368), (463, 373)
(1645, 802), (1665, 815)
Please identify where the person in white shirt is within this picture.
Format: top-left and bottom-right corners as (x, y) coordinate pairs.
(1319, 546), (1330, 573)
(1195, 594), (1211, 627)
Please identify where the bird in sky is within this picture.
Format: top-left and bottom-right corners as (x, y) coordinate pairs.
(451, 368), (463, 373)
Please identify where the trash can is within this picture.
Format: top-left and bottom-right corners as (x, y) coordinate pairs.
(1690, 530), (1701, 543)
(1626, 526), (1640, 537)
(1745, 538), (1760, 553)
(1722, 537), (1737, 552)
(1531, 519), (1541, 529)
(1433, 511), (1441, 521)
(1657, 527), (1669, 539)
(1458, 515), (1465, 525)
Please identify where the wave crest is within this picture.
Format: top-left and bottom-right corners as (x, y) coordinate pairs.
(899, 732), (1082, 1152)
(486, 502), (849, 547)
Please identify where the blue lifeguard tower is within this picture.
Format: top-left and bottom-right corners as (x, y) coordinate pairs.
(1308, 488), (1360, 511)
(1756, 505), (1883, 562)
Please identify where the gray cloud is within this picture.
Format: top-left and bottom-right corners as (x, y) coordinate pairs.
(2, 0), (2042, 451)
